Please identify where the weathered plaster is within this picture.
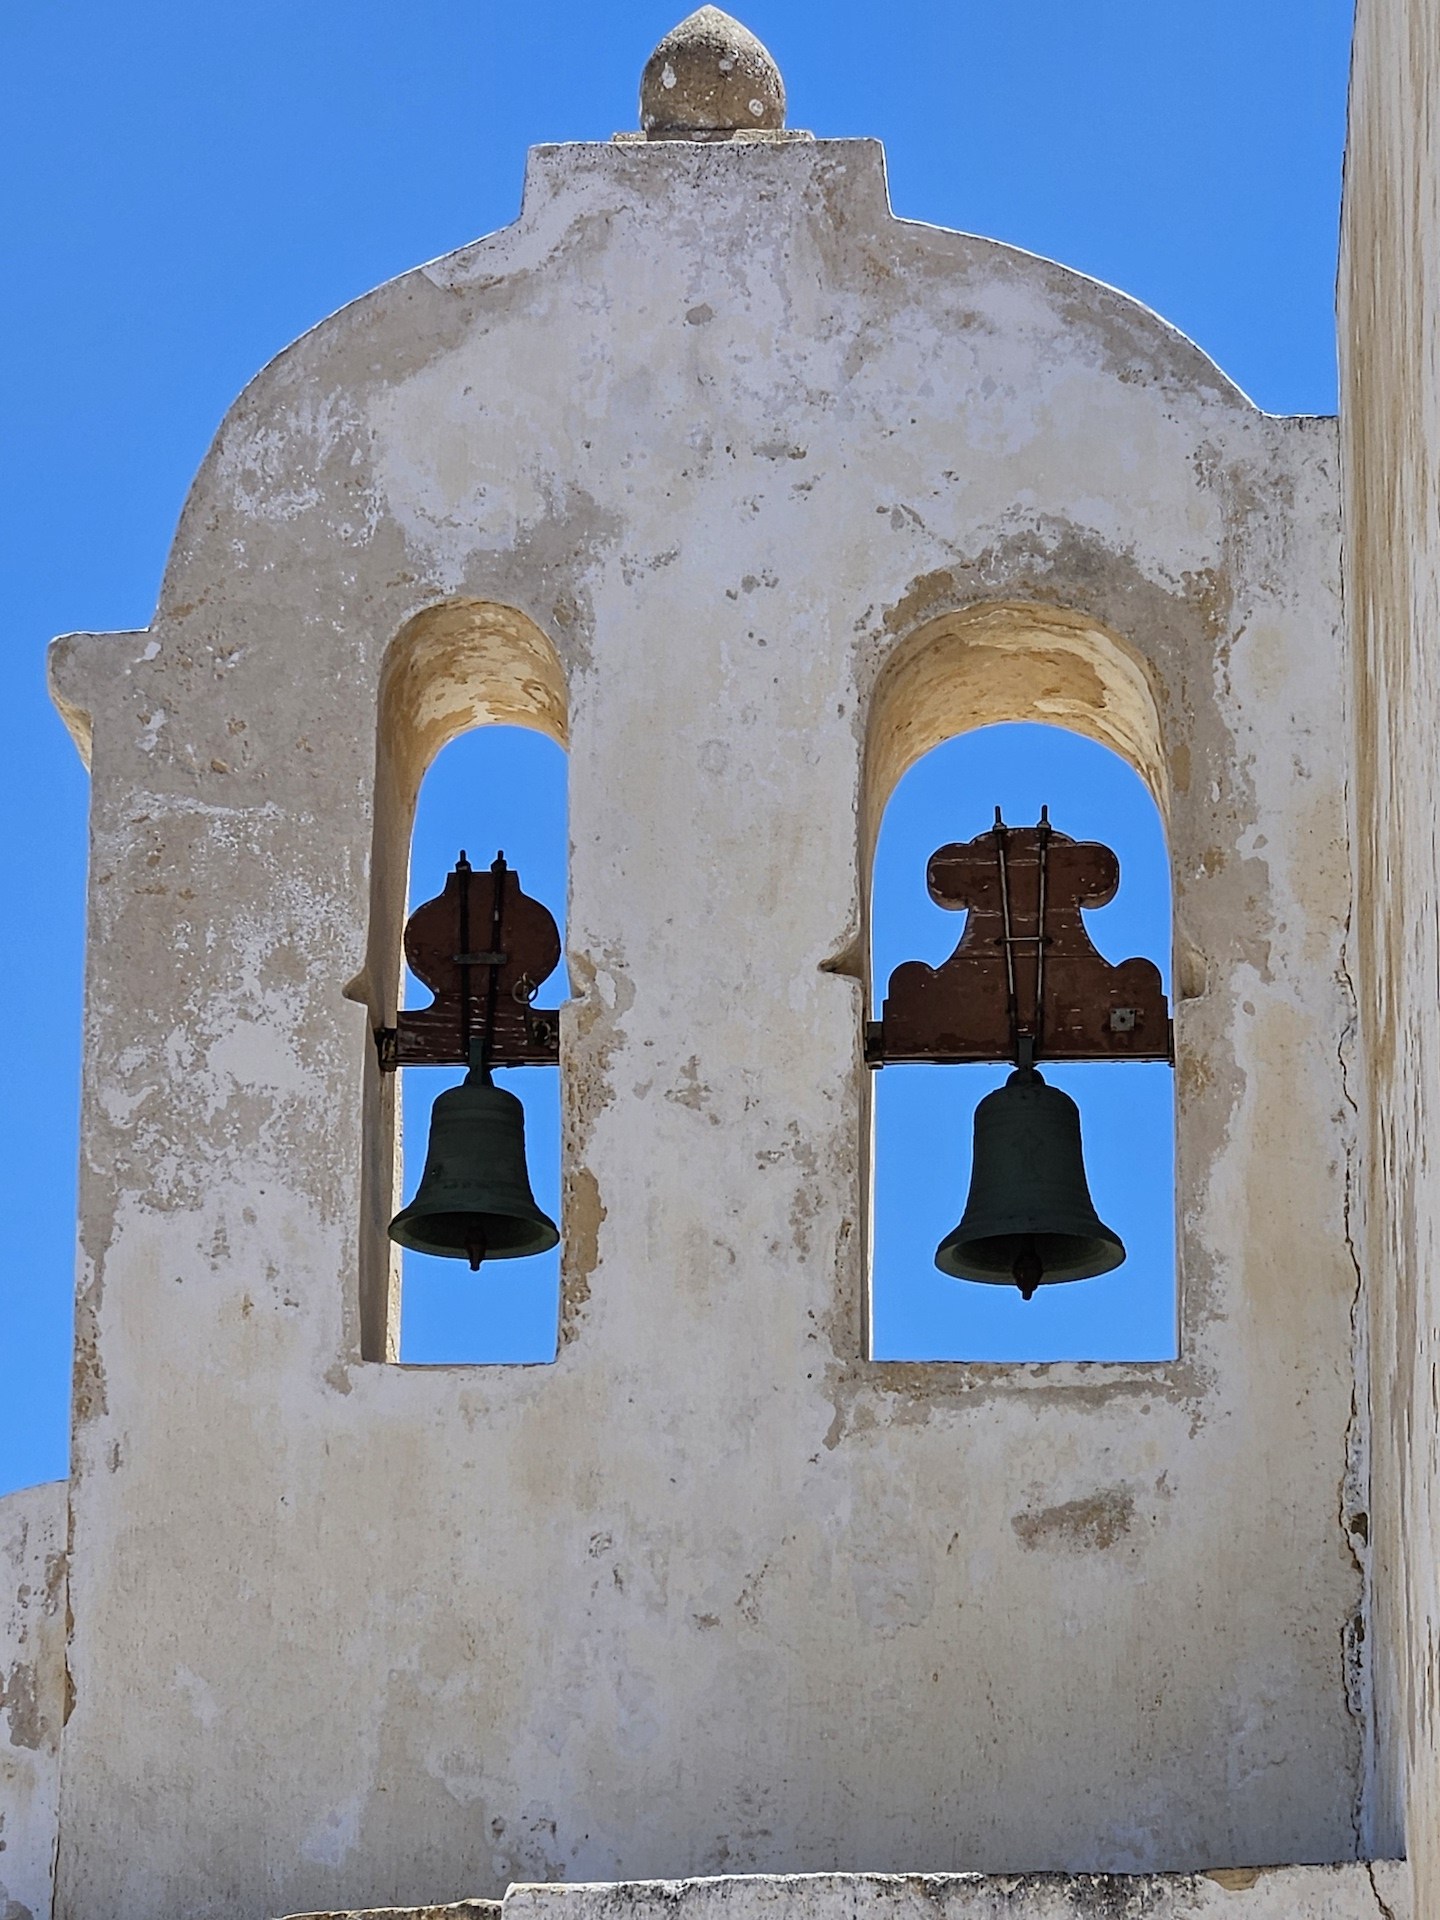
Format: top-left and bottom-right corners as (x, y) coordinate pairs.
(1340, 0), (1440, 1911)
(283, 1908), (498, 1920)
(29, 134), (1361, 1918)
(0, 1482), (67, 1920)
(284, 1867), (1413, 1920)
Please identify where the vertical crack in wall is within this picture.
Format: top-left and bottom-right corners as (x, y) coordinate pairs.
(1338, 888), (1377, 1858)
(1366, 1856), (1401, 1920)
(61, 1486), (76, 1732)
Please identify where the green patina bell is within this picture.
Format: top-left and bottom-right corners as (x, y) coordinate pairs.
(388, 1072), (558, 1270)
(935, 1066), (1125, 1299)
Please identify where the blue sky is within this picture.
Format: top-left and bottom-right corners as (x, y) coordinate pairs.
(0, 1), (1355, 1488)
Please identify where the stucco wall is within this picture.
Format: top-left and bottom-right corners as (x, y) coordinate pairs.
(1341, 0), (1440, 1906)
(44, 139), (1362, 1918)
(0, 1480), (67, 1920)
(501, 1869), (1410, 1920)
(282, 1866), (1413, 1920)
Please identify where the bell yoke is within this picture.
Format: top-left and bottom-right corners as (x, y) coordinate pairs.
(384, 810), (1171, 1296)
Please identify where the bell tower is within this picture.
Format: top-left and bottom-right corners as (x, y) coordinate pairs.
(2, 8), (1426, 1918)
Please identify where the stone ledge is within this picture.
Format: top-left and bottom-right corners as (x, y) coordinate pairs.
(282, 1905), (500, 1920)
(279, 1865), (1410, 1920)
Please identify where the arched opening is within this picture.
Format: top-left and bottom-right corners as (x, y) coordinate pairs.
(871, 724), (1176, 1360)
(399, 725), (567, 1363)
(354, 600), (568, 1363)
(863, 603), (1178, 1364)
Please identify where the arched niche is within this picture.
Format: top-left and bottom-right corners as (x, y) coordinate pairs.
(861, 601), (1176, 1363)
(864, 601), (1170, 861)
(353, 599), (569, 1363)
(399, 723), (568, 1364)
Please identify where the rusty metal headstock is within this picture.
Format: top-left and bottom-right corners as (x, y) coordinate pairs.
(377, 852), (562, 1071)
(870, 809), (1172, 1067)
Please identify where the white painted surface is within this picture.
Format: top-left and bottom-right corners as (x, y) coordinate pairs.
(0, 1481), (67, 1920)
(283, 1867), (1413, 1920)
(282, 1907), (497, 1920)
(26, 134), (1361, 1918)
(1341, 1), (1440, 1916)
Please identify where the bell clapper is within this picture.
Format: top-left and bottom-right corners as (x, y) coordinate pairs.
(1012, 1235), (1043, 1300)
(465, 1229), (488, 1272)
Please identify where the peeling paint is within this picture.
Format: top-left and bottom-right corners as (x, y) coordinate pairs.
(0, 1484), (65, 1920)
(31, 127), (1363, 1918)
(1012, 1486), (1136, 1554)
(1342, 0), (1440, 1902)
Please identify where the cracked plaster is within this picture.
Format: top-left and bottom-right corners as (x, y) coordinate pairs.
(4, 127), (1374, 1920)
(1341, 0), (1440, 1914)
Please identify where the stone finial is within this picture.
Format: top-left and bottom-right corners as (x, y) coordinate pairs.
(640, 7), (786, 138)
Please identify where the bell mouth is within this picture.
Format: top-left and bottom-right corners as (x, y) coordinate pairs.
(388, 1208), (559, 1264)
(935, 1227), (1125, 1290)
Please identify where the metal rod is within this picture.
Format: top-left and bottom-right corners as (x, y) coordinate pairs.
(456, 850), (473, 1070)
(993, 808), (1021, 1065)
(479, 852), (509, 1081)
(1034, 805), (1051, 1054)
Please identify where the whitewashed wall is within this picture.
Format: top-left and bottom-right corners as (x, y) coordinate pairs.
(34, 137), (1361, 1918)
(1342, 0), (1440, 1911)
(0, 1481), (67, 1920)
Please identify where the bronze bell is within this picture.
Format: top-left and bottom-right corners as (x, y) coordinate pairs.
(388, 1071), (558, 1270)
(935, 1066), (1125, 1299)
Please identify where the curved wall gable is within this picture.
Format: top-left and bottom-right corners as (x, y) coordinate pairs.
(45, 131), (1359, 1917)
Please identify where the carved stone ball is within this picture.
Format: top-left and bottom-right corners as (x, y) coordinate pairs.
(640, 7), (786, 137)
